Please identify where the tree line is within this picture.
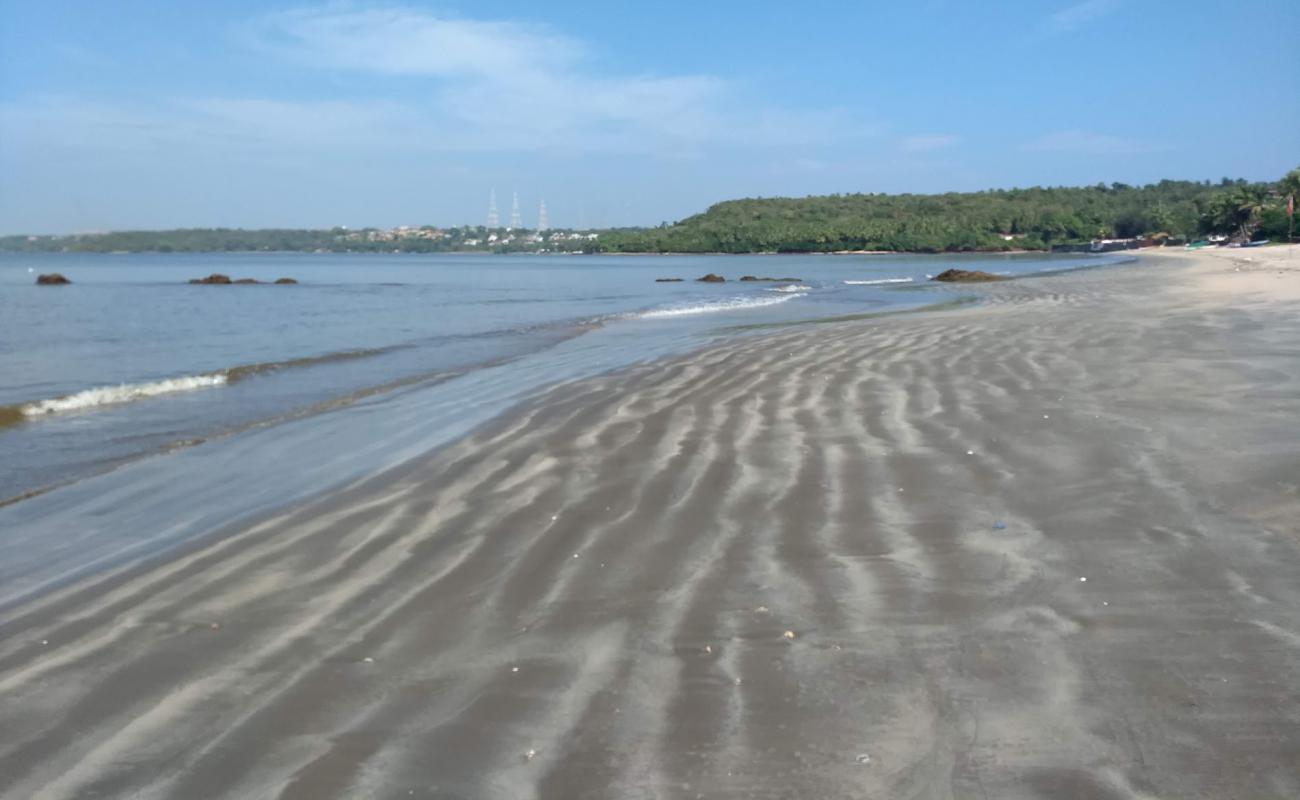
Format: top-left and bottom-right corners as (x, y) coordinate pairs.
(4, 169), (1295, 255)
(598, 169), (1299, 254)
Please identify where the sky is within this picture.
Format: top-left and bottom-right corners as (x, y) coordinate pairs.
(1, 0), (1297, 234)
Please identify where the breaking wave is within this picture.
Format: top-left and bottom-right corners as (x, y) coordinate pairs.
(9, 374), (229, 422)
(0, 346), (407, 427)
(634, 293), (802, 319)
(843, 277), (914, 285)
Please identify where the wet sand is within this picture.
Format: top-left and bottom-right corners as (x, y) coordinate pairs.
(2, 249), (1299, 799)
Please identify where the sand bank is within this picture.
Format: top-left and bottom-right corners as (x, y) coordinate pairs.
(1, 250), (1298, 798)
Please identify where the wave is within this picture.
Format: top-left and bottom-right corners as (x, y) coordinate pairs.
(634, 293), (802, 319)
(10, 374), (229, 421)
(0, 347), (404, 427)
(843, 277), (913, 285)
(223, 346), (403, 382)
(765, 284), (809, 294)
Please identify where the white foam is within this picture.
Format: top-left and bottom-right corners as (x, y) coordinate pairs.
(843, 277), (913, 285)
(765, 284), (809, 293)
(22, 374), (228, 416)
(636, 293), (801, 319)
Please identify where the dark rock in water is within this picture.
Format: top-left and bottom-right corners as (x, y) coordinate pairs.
(931, 269), (1005, 283)
(274, 277), (299, 285)
(654, 278), (684, 282)
(232, 278), (262, 284)
(189, 273), (233, 285)
(697, 273), (726, 283)
(739, 275), (802, 282)
(35, 273), (71, 285)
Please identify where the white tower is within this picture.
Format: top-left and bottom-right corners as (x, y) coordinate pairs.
(537, 199), (549, 232)
(487, 189), (499, 228)
(509, 191), (522, 230)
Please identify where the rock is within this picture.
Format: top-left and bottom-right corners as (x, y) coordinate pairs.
(189, 273), (233, 285)
(35, 273), (72, 285)
(654, 278), (684, 282)
(697, 273), (726, 283)
(274, 277), (299, 284)
(739, 275), (803, 282)
(232, 278), (262, 284)
(930, 269), (1005, 283)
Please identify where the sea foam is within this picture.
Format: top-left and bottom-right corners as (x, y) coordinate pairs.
(636, 293), (801, 319)
(843, 277), (913, 285)
(21, 374), (228, 417)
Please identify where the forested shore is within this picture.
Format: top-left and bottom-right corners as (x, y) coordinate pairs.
(5, 170), (1295, 255)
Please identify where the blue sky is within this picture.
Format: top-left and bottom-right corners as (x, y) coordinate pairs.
(1, 0), (1296, 233)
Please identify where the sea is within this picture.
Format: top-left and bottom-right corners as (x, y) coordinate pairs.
(0, 250), (1120, 606)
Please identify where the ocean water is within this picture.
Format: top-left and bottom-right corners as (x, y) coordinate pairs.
(0, 250), (1117, 604)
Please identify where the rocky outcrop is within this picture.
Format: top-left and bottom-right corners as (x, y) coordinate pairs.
(187, 274), (298, 285)
(655, 278), (684, 282)
(739, 275), (803, 282)
(697, 273), (726, 283)
(35, 273), (71, 285)
(931, 269), (1005, 283)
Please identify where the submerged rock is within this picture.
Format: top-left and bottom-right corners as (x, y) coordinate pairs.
(654, 278), (684, 282)
(931, 269), (1005, 283)
(232, 278), (262, 285)
(739, 275), (803, 282)
(189, 273), (233, 285)
(697, 273), (726, 283)
(274, 277), (299, 284)
(35, 273), (71, 285)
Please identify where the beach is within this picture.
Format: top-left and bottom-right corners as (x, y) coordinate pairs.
(1, 247), (1298, 798)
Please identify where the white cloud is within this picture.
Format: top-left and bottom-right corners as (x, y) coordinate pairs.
(233, 5), (863, 153)
(898, 134), (960, 153)
(1046, 0), (1120, 33)
(1023, 129), (1158, 155)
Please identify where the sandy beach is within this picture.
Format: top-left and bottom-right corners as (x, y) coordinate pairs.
(2, 247), (1298, 799)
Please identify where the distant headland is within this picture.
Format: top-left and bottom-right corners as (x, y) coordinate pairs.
(4, 170), (1295, 256)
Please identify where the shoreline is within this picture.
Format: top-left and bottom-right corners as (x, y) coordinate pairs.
(2, 249), (1298, 797)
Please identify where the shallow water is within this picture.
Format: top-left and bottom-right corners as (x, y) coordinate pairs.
(0, 251), (1117, 503)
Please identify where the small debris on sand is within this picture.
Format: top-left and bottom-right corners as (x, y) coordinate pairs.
(782, 630), (796, 640)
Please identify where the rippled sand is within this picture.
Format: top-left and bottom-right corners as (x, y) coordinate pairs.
(2, 251), (1298, 799)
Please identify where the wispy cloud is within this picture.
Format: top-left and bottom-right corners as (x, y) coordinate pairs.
(898, 133), (960, 153)
(234, 5), (864, 153)
(1046, 0), (1120, 33)
(1023, 129), (1158, 155)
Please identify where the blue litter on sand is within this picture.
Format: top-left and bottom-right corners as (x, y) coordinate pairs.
(992, 521), (1007, 530)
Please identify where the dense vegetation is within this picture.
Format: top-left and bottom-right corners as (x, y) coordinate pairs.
(3, 169), (1295, 255)
(599, 169), (1299, 254)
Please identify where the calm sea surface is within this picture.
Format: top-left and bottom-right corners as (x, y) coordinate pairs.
(0, 250), (1119, 605)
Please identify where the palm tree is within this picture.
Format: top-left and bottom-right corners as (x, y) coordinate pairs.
(1229, 188), (1267, 242)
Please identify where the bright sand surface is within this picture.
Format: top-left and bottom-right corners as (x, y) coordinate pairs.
(1, 248), (1298, 799)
